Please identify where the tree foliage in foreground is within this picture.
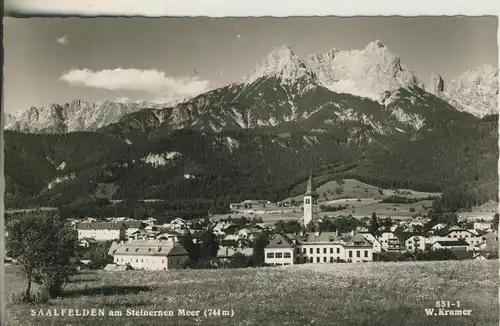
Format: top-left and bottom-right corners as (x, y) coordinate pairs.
(7, 210), (78, 300)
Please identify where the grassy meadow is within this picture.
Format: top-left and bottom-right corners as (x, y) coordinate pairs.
(285, 179), (442, 203)
(5, 260), (499, 326)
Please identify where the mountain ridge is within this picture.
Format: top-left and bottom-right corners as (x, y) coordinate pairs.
(3, 40), (498, 216)
(6, 41), (497, 133)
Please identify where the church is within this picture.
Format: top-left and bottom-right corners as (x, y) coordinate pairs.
(264, 173), (375, 265)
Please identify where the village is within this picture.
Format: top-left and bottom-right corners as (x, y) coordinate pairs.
(23, 174), (495, 272)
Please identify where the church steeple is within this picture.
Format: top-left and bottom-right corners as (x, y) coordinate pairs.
(304, 171), (318, 197)
(303, 171), (317, 227)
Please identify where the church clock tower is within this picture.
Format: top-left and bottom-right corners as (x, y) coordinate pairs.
(303, 172), (318, 227)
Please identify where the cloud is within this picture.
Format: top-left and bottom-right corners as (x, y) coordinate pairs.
(56, 35), (69, 44)
(60, 68), (211, 98)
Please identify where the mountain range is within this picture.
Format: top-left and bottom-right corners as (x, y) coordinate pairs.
(4, 41), (498, 218)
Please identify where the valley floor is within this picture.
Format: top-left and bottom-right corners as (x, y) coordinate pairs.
(5, 260), (499, 326)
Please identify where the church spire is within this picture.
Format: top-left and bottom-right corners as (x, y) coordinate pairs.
(304, 171), (318, 197)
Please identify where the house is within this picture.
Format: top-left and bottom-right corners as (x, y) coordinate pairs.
(128, 229), (159, 241)
(229, 203), (243, 211)
(343, 233), (374, 262)
(222, 224), (240, 235)
(431, 240), (471, 251)
(124, 220), (145, 237)
(431, 223), (447, 231)
(107, 241), (122, 256)
(264, 234), (296, 266)
(241, 200), (271, 209)
(378, 230), (403, 251)
(238, 228), (259, 241)
(264, 231), (374, 266)
(141, 217), (157, 226)
(406, 221), (425, 232)
(220, 234), (239, 247)
(358, 232), (382, 253)
(168, 218), (187, 230)
(253, 223), (270, 231)
(264, 178), (374, 266)
(157, 231), (184, 243)
(404, 235), (426, 252)
(78, 238), (98, 248)
(474, 222), (492, 231)
(77, 222), (126, 241)
(436, 227), (483, 247)
(111, 239), (188, 270)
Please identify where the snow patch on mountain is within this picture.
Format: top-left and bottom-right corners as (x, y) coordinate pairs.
(225, 137), (240, 152)
(56, 162), (66, 171)
(141, 152), (181, 167)
(48, 173), (75, 190)
(390, 107), (425, 130)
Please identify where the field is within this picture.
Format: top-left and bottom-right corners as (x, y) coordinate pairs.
(5, 260), (499, 326)
(284, 179), (442, 203)
(322, 198), (434, 220)
(217, 197), (434, 224)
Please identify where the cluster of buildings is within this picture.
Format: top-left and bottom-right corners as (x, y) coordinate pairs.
(263, 174), (499, 266)
(72, 216), (197, 271)
(65, 173), (497, 270)
(72, 214), (270, 271)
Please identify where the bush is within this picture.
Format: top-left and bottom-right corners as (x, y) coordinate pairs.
(12, 285), (49, 304)
(409, 207), (416, 212)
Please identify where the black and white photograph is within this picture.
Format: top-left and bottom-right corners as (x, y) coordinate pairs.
(1, 3), (499, 326)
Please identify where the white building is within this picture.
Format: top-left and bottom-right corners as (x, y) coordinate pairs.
(265, 174), (374, 265)
(377, 231), (402, 251)
(264, 231), (374, 266)
(431, 223), (447, 231)
(474, 222), (492, 231)
(168, 218), (187, 230)
(78, 238), (98, 248)
(141, 217), (157, 226)
(265, 234), (296, 265)
(431, 240), (471, 251)
(303, 172), (318, 227)
(77, 222), (126, 241)
(433, 227), (483, 247)
(404, 235), (426, 252)
(157, 231), (184, 243)
(359, 232), (382, 253)
(111, 239), (189, 270)
(123, 220), (145, 237)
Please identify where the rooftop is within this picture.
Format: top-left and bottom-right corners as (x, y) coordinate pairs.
(112, 239), (188, 257)
(77, 222), (125, 230)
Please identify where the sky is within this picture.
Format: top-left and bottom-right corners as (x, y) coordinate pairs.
(3, 16), (498, 114)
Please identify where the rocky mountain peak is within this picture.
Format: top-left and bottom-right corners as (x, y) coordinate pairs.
(442, 64), (498, 117)
(242, 45), (317, 85)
